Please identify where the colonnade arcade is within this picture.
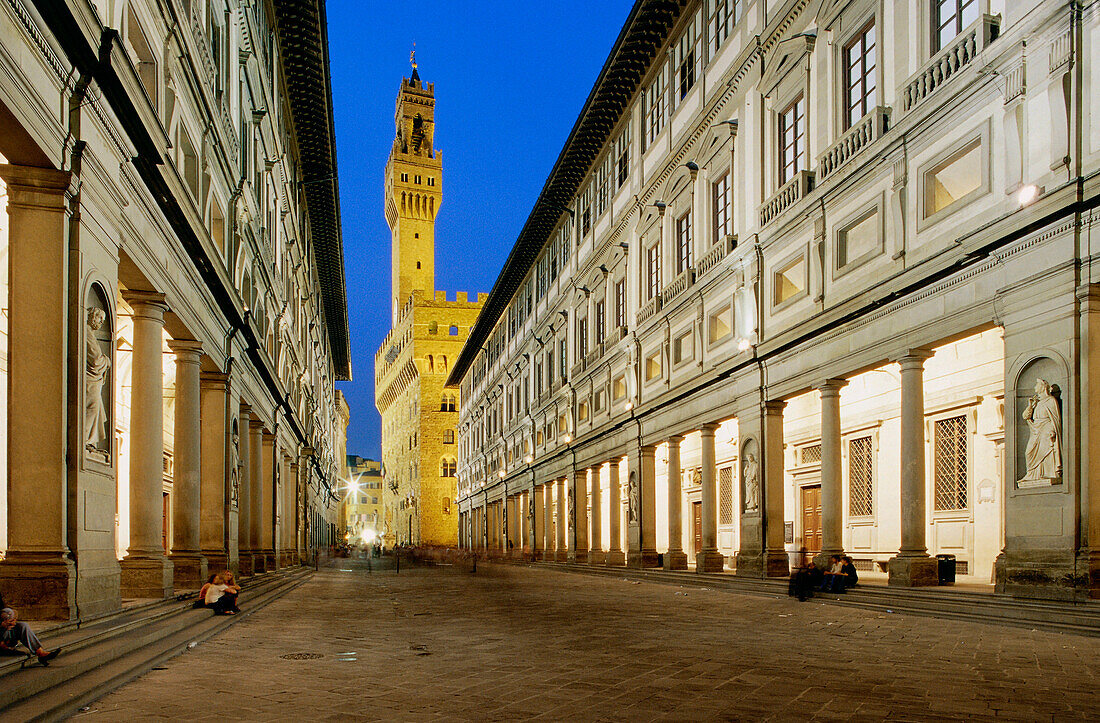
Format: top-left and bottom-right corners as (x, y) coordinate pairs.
(461, 328), (1015, 588)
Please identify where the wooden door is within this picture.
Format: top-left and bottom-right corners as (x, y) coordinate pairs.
(801, 485), (822, 553)
(692, 501), (702, 555)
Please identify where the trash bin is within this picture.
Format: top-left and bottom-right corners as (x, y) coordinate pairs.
(936, 554), (956, 585)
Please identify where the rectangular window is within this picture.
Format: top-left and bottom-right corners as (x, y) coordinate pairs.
(934, 415), (968, 511)
(710, 0), (741, 53)
(673, 328), (694, 365)
(594, 300), (606, 344)
(615, 279), (627, 329)
(558, 413), (569, 438)
(773, 254), (807, 307)
(924, 137), (983, 217)
(615, 125), (631, 189)
(595, 153), (612, 217)
(644, 66), (666, 148)
(712, 172), (731, 243)
(577, 401), (589, 422)
(577, 317), (588, 359)
(718, 465), (734, 525)
(779, 95), (806, 184)
(674, 15), (698, 102)
(594, 390), (604, 412)
(559, 339), (568, 382)
(645, 350), (662, 382)
(646, 242), (662, 300)
(612, 375), (627, 400)
(844, 21), (877, 129)
(579, 184), (592, 236)
(708, 304), (732, 344)
(837, 208), (881, 270)
(848, 435), (874, 516)
(933, 0), (979, 52)
(676, 211), (693, 274)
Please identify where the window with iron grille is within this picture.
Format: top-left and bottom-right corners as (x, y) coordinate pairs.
(710, 0), (741, 53)
(719, 465), (734, 525)
(647, 242), (662, 300)
(712, 172), (731, 243)
(933, 0), (978, 52)
(615, 279), (626, 328)
(644, 66), (666, 148)
(843, 20), (876, 129)
(800, 443), (822, 464)
(847, 436), (873, 516)
(934, 415), (968, 510)
(779, 95), (806, 184)
(676, 211), (693, 274)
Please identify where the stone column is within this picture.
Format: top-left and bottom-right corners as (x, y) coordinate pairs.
(698, 423), (725, 572)
(815, 379), (848, 568)
(629, 445), (659, 568)
(261, 432), (276, 570)
(168, 340), (207, 589)
(889, 350), (938, 586)
(248, 419), (264, 572)
(237, 407), (253, 575)
(606, 459), (625, 566)
(589, 466), (603, 565)
(199, 373), (230, 572)
(569, 468), (589, 563)
(543, 482), (554, 559)
(762, 401), (789, 577)
(531, 484), (544, 560)
(665, 436), (688, 570)
(120, 291), (174, 598)
(519, 490), (529, 556)
(0, 165), (76, 619)
(290, 460), (301, 564)
(555, 478), (567, 561)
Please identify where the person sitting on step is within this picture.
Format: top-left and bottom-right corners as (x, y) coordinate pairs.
(788, 559), (823, 602)
(839, 556), (859, 591)
(0, 608), (61, 666)
(195, 574), (218, 608)
(204, 573), (241, 615)
(820, 555), (847, 593)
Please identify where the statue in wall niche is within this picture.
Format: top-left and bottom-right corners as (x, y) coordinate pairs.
(743, 453), (759, 512)
(229, 425), (241, 509)
(528, 496), (535, 522)
(690, 468), (702, 487)
(84, 307), (111, 456)
(568, 487), (576, 524)
(627, 471), (639, 523)
(1021, 378), (1062, 484)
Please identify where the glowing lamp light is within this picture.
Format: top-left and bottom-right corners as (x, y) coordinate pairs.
(563, 434), (572, 443)
(737, 338), (752, 352)
(624, 402), (634, 412)
(1017, 184), (1040, 206)
(524, 454), (533, 464)
(499, 470), (506, 479)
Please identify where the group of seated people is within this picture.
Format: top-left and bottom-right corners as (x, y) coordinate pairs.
(788, 555), (859, 601)
(196, 571), (241, 615)
(0, 592), (61, 666)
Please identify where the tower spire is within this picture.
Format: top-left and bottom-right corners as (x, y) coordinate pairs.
(410, 42), (419, 82)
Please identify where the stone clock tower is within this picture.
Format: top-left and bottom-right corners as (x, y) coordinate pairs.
(384, 60), (442, 323)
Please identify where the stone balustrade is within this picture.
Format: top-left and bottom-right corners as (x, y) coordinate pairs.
(697, 235), (736, 278)
(760, 171), (814, 228)
(636, 295), (663, 325)
(662, 268), (695, 307)
(817, 107), (890, 182)
(901, 15), (1000, 114)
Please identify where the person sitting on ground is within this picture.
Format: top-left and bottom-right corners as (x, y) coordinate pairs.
(204, 574), (240, 615)
(839, 555), (859, 591)
(788, 560), (823, 602)
(195, 574), (218, 608)
(0, 608), (60, 666)
(821, 555), (846, 592)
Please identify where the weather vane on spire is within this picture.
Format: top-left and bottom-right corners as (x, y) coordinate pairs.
(410, 42), (417, 70)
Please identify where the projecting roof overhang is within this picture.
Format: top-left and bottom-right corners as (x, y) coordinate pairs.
(446, 0), (686, 388)
(274, 0), (352, 381)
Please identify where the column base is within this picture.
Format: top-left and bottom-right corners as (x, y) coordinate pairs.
(734, 550), (763, 578)
(812, 550), (844, 570)
(530, 550), (543, 561)
(264, 551), (277, 571)
(120, 556), (173, 599)
(888, 554), (938, 587)
(203, 551), (230, 575)
(253, 553), (268, 574)
(664, 551), (689, 570)
(555, 550), (568, 562)
(169, 552), (209, 591)
(0, 552), (77, 620)
(627, 551), (660, 569)
(695, 551), (725, 573)
(568, 550), (588, 564)
(238, 553), (255, 576)
(588, 551), (606, 565)
(764, 550), (790, 578)
(993, 550), (1089, 600)
(604, 550), (626, 567)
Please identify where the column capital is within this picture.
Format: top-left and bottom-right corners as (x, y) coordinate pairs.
(573, 467), (587, 482)
(667, 434), (684, 445)
(262, 431), (276, 443)
(0, 164), (71, 207)
(122, 290), (169, 318)
(699, 422), (721, 435)
(239, 402), (253, 416)
(639, 444), (656, 459)
(894, 348), (935, 366)
(816, 378), (848, 395)
(763, 399), (786, 415)
(168, 338), (203, 360)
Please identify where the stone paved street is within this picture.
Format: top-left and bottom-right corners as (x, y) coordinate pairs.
(73, 562), (1100, 721)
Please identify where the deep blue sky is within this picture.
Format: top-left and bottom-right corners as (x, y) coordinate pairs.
(330, 1), (635, 460)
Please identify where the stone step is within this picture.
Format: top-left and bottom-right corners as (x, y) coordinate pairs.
(0, 567), (311, 719)
(525, 561), (1100, 637)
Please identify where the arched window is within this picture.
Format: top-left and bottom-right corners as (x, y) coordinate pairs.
(441, 458), (456, 477)
(449, 325), (459, 336)
(427, 355), (434, 373)
(443, 429), (455, 444)
(440, 356), (448, 373)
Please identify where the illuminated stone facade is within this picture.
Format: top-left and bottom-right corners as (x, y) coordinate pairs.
(451, 0), (1100, 600)
(374, 66), (486, 547)
(341, 456), (383, 545)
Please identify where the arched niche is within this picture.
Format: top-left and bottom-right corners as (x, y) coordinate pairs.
(84, 283), (113, 463)
(740, 437), (760, 513)
(1014, 356), (1065, 489)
